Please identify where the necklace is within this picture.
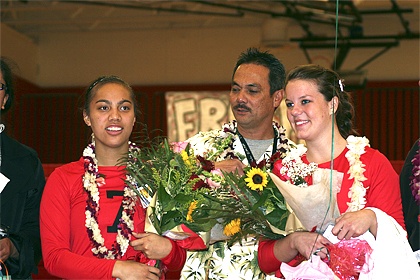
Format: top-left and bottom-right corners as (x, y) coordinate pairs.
(410, 140), (420, 205)
(345, 135), (369, 212)
(83, 138), (138, 259)
(236, 127), (278, 168)
(293, 136), (369, 210)
(187, 121), (289, 170)
(231, 120), (289, 169)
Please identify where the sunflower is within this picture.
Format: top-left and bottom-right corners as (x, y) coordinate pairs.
(186, 200), (198, 222)
(244, 167), (268, 191)
(223, 218), (241, 236)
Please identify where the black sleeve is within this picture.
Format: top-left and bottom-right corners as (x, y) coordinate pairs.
(5, 154), (45, 278)
(399, 139), (420, 252)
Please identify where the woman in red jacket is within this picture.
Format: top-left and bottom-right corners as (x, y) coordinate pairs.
(40, 76), (186, 279)
(258, 65), (418, 279)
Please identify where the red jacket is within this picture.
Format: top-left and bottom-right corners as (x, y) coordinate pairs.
(259, 146), (404, 277)
(40, 158), (185, 279)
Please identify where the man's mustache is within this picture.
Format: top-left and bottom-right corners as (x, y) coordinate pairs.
(233, 104), (251, 111)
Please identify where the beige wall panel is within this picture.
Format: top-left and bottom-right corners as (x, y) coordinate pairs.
(0, 23), (38, 82)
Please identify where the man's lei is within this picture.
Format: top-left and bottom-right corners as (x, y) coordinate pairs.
(187, 120), (290, 170)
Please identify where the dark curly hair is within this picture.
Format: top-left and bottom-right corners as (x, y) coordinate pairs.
(285, 64), (358, 139)
(232, 47), (286, 96)
(0, 57), (16, 113)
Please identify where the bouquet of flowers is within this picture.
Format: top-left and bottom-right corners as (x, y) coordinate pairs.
(125, 138), (223, 249)
(125, 134), (292, 251)
(270, 144), (343, 233)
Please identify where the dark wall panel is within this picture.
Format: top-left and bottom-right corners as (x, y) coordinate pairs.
(352, 81), (419, 161)
(3, 79), (418, 163)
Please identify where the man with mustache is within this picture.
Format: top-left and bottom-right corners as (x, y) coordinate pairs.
(180, 47), (292, 279)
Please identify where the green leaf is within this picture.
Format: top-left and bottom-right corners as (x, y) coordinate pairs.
(225, 173), (258, 206)
(157, 184), (175, 212)
(160, 210), (183, 232)
(252, 190), (269, 210)
(265, 209), (288, 232)
(188, 217), (217, 232)
(174, 193), (193, 204)
(148, 207), (162, 234)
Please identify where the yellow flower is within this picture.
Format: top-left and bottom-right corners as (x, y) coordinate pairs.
(186, 200), (198, 222)
(223, 218), (241, 236)
(181, 150), (192, 167)
(244, 167), (268, 191)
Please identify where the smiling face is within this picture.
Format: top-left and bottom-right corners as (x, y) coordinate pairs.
(229, 63), (282, 137)
(284, 79), (336, 142)
(83, 82), (136, 153)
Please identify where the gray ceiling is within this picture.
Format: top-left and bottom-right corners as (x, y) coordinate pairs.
(1, 0), (419, 71)
(1, 1), (418, 37)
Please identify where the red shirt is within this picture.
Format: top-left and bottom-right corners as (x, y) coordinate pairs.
(40, 158), (185, 279)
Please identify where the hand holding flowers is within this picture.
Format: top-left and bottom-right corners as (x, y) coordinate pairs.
(130, 232), (173, 260)
(270, 140), (376, 279)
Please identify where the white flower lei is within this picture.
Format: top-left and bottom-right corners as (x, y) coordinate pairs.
(345, 135), (370, 212)
(187, 120), (290, 168)
(186, 121), (238, 160)
(83, 139), (138, 259)
(278, 136), (369, 209)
